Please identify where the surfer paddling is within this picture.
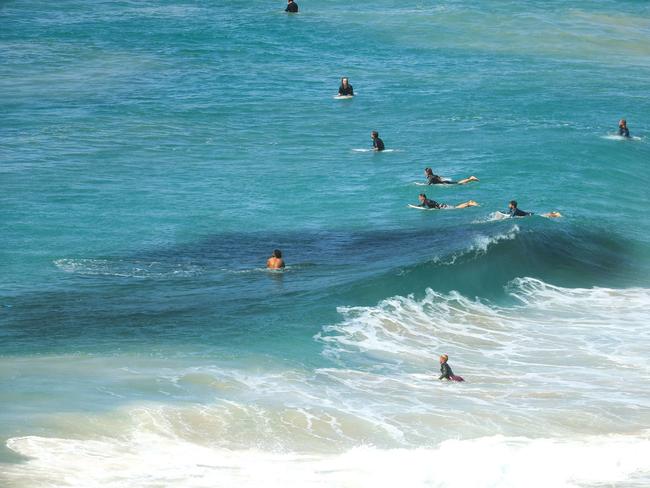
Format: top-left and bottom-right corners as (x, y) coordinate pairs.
(439, 354), (464, 382)
(415, 193), (479, 210)
(506, 200), (561, 218)
(424, 168), (479, 185)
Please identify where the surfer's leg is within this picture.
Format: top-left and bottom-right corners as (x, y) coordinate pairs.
(454, 200), (479, 209)
(457, 176), (479, 185)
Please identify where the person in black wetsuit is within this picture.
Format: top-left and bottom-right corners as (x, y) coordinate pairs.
(417, 193), (478, 209)
(619, 119), (630, 138)
(424, 167), (479, 186)
(338, 77), (354, 96)
(439, 354), (464, 382)
(371, 131), (385, 151)
(508, 200), (532, 217)
(418, 193), (447, 209)
(285, 0), (298, 13)
(505, 200), (562, 219)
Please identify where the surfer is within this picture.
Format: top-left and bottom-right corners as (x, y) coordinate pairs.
(371, 131), (385, 151)
(285, 0), (298, 13)
(417, 193), (478, 209)
(439, 354), (464, 382)
(507, 200), (562, 218)
(338, 77), (354, 97)
(266, 249), (286, 269)
(424, 168), (479, 185)
(618, 119), (630, 138)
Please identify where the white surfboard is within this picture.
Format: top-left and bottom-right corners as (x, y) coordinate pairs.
(413, 180), (453, 186)
(334, 95), (354, 100)
(408, 204), (436, 211)
(602, 134), (642, 141)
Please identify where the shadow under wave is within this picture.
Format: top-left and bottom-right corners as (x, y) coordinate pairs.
(1, 221), (648, 354)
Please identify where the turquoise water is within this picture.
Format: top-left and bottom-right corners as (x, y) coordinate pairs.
(2, 1), (650, 486)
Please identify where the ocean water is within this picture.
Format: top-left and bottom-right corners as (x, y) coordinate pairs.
(2, 0), (650, 486)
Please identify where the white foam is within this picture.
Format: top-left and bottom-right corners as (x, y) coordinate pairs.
(53, 258), (202, 278)
(318, 277), (650, 381)
(5, 432), (650, 488)
(432, 225), (520, 264)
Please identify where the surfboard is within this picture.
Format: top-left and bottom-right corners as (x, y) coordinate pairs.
(602, 134), (642, 141)
(334, 95), (354, 100)
(352, 148), (397, 153)
(408, 204), (436, 211)
(414, 180), (453, 186)
(492, 211), (511, 220)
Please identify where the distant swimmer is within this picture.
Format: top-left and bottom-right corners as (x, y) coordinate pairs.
(506, 200), (562, 218)
(285, 0), (298, 13)
(618, 119), (630, 138)
(439, 354), (464, 382)
(371, 131), (385, 151)
(415, 193), (479, 209)
(424, 167), (479, 185)
(338, 77), (354, 97)
(267, 249), (286, 269)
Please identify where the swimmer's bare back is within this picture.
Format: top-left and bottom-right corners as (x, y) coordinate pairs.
(267, 257), (285, 269)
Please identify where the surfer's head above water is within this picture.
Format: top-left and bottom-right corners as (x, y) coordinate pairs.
(424, 168), (433, 177)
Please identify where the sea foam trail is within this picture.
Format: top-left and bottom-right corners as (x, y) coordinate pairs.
(4, 432), (650, 488)
(53, 258), (202, 278)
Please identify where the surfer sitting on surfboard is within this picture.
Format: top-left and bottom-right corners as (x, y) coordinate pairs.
(618, 119), (630, 138)
(371, 131), (385, 151)
(285, 0), (298, 13)
(439, 354), (464, 382)
(338, 77), (354, 97)
(416, 193), (479, 210)
(267, 249), (286, 269)
(424, 168), (479, 185)
(507, 200), (562, 218)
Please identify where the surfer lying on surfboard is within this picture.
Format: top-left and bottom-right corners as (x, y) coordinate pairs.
(439, 354), (464, 382)
(413, 193), (479, 210)
(504, 200), (562, 218)
(424, 168), (479, 186)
